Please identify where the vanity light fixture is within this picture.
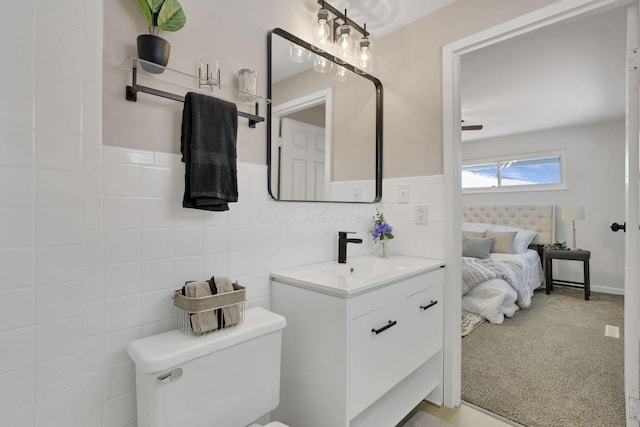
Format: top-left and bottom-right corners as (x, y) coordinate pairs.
(311, 0), (373, 73)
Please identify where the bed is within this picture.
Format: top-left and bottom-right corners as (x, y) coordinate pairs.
(461, 205), (556, 324)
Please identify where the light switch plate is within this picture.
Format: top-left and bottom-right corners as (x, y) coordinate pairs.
(398, 184), (410, 203)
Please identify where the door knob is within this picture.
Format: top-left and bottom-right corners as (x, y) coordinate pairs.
(610, 222), (626, 232)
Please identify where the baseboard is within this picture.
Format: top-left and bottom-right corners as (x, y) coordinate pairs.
(591, 285), (624, 296)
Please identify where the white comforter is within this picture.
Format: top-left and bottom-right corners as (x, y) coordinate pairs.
(462, 249), (543, 324)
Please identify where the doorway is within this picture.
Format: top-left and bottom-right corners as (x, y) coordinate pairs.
(270, 88), (333, 200)
(441, 0), (639, 423)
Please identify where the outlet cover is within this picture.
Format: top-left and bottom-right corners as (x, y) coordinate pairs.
(398, 184), (410, 203)
(415, 205), (428, 225)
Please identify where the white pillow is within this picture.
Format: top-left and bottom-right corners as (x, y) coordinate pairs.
(488, 224), (537, 254)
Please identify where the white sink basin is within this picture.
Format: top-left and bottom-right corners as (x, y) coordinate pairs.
(270, 255), (444, 297)
(319, 258), (414, 279)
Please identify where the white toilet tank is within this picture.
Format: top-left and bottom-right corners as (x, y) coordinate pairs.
(127, 307), (287, 427)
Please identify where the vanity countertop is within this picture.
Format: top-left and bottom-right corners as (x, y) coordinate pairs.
(270, 254), (445, 298)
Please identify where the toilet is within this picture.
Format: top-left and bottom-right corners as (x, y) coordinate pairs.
(127, 307), (289, 427)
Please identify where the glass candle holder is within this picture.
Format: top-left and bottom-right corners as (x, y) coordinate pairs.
(199, 57), (219, 86)
(238, 69), (257, 101)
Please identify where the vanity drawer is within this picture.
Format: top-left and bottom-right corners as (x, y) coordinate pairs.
(349, 299), (405, 419)
(404, 283), (444, 373)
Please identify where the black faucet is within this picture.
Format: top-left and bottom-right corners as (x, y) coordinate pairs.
(338, 231), (363, 263)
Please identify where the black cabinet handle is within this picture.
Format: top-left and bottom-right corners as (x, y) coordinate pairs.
(420, 300), (438, 310)
(371, 320), (397, 335)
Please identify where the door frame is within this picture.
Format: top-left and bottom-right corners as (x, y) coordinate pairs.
(442, 0), (637, 414)
(271, 88), (333, 199)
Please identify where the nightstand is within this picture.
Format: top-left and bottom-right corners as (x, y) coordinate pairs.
(543, 249), (591, 300)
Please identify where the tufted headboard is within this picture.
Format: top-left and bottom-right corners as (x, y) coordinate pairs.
(462, 205), (556, 245)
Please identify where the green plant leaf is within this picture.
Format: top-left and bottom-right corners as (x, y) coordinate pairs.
(147, 0), (165, 13)
(157, 0), (186, 32)
(136, 0), (153, 27)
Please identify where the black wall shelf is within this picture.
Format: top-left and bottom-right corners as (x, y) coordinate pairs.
(122, 57), (268, 128)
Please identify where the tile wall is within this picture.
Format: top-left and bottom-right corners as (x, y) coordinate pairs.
(0, 1), (445, 426)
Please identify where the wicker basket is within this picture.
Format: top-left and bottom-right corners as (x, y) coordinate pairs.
(173, 282), (245, 336)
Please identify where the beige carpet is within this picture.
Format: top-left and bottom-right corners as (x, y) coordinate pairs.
(462, 287), (625, 426)
(401, 411), (456, 427)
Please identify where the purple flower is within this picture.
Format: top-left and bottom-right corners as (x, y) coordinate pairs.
(371, 210), (394, 242)
(373, 223), (393, 238)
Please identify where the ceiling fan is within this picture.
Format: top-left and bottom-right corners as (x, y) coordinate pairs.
(461, 120), (483, 131)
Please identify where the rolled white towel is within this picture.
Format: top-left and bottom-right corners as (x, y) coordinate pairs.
(215, 276), (241, 326)
(185, 280), (218, 334)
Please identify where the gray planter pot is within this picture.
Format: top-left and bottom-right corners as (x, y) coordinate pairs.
(137, 34), (170, 74)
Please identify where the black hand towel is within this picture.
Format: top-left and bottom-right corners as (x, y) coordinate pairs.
(181, 92), (238, 211)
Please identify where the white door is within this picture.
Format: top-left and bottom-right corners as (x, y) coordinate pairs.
(625, 4), (640, 424)
(280, 118), (326, 200)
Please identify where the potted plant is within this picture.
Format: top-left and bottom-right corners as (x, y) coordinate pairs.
(135, 0), (186, 73)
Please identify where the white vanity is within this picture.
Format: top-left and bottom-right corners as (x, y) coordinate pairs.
(270, 255), (445, 427)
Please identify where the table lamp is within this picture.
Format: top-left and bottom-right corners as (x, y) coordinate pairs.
(562, 205), (585, 250)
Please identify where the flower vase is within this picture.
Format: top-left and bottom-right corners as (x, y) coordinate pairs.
(378, 239), (389, 257)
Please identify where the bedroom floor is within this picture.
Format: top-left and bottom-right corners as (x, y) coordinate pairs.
(461, 287), (625, 426)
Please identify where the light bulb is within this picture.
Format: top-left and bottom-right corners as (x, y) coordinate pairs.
(356, 37), (372, 74)
(314, 8), (331, 49)
(335, 24), (353, 63)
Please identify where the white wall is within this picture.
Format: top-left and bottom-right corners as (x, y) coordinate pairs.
(462, 120), (625, 293)
(0, 0), (101, 425)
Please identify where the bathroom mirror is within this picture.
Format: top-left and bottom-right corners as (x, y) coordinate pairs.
(268, 28), (382, 203)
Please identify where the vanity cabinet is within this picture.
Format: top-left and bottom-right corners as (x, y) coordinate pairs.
(271, 259), (444, 427)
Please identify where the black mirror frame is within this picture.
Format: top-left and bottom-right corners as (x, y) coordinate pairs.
(267, 27), (383, 203)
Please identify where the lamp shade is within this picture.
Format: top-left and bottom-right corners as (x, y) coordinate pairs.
(561, 205), (585, 222)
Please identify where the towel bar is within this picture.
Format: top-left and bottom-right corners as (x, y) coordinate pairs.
(123, 58), (267, 128)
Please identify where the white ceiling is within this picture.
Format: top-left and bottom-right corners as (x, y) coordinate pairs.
(460, 6), (627, 142)
(300, 0), (458, 36)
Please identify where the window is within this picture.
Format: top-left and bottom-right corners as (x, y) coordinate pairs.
(462, 151), (565, 192)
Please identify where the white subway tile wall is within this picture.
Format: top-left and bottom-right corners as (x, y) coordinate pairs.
(0, 3), (445, 426)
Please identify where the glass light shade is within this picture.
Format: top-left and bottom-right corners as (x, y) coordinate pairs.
(313, 8), (331, 50)
(289, 43), (311, 63)
(355, 36), (373, 74)
(334, 65), (350, 82)
(335, 23), (354, 63)
(313, 54), (333, 73)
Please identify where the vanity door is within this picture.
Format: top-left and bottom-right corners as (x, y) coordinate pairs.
(348, 299), (406, 419)
(404, 282), (444, 373)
